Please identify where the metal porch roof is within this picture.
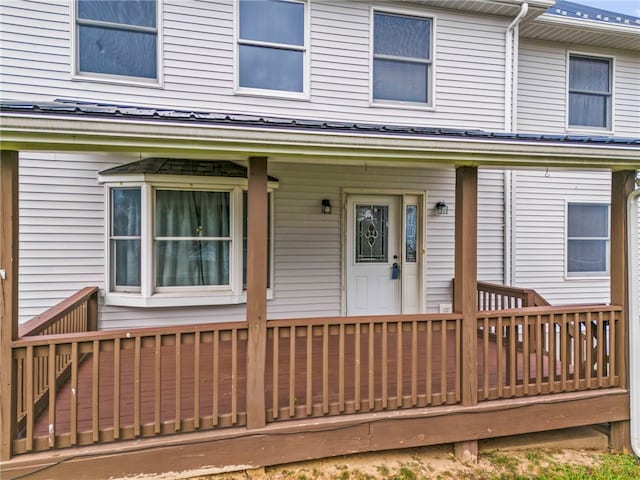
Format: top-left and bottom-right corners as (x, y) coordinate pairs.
(1, 100), (639, 147)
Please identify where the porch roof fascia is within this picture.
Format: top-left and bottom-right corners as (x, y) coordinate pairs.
(1, 112), (639, 170)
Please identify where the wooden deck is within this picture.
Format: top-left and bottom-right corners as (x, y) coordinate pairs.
(11, 304), (622, 456)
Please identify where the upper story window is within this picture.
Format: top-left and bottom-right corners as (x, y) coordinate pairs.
(237, 0), (307, 96)
(372, 11), (433, 106)
(568, 54), (612, 130)
(75, 0), (159, 81)
(100, 159), (276, 307)
(566, 203), (609, 277)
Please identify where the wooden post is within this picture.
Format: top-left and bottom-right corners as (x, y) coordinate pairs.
(87, 289), (99, 332)
(454, 166), (478, 461)
(609, 169), (635, 452)
(246, 156), (268, 430)
(0, 151), (19, 460)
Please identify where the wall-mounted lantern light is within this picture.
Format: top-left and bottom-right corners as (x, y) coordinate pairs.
(321, 199), (332, 215)
(434, 201), (448, 216)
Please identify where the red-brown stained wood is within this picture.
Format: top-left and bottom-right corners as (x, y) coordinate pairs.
(246, 156), (268, 429)
(0, 151), (19, 460)
(3, 390), (629, 480)
(454, 166), (478, 406)
(609, 170), (635, 451)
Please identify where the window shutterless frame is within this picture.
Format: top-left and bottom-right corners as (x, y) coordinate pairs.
(369, 7), (435, 110)
(234, 0), (310, 99)
(565, 51), (614, 134)
(71, 0), (163, 87)
(565, 200), (610, 279)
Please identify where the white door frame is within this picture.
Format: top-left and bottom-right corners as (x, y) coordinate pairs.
(341, 188), (427, 316)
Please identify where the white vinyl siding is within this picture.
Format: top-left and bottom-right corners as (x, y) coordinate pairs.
(17, 152), (503, 329)
(517, 39), (640, 137)
(0, 0), (506, 130)
(512, 169), (612, 305)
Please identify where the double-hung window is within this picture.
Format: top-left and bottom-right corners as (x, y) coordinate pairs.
(372, 11), (433, 106)
(102, 159), (276, 307)
(566, 203), (609, 277)
(568, 54), (612, 129)
(237, 0), (307, 95)
(75, 0), (159, 81)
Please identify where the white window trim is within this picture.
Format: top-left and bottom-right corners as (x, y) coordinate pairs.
(101, 175), (276, 307)
(233, 0), (310, 100)
(70, 0), (164, 87)
(565, 50), (615, 134)
(564, 199), (611, 280)
(369, 6), (436, 111)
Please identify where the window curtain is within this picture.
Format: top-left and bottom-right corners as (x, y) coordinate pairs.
(155, 191), (230, 287)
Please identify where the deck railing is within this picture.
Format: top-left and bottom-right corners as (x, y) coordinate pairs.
(477, 304), (622, 401)
(10, 303), (623, 455)
(265, 314), (463, 422)
(476, 281), (550, 310)
(15, 288), (99, 441)
(12, 322), (248, 454)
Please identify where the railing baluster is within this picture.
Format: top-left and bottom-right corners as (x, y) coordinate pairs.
(48, 344), (56, 448)
(355, 323), (361, 410)
(212, 330), (219, 425)
(523, 314), (530, 395)
(609, 310), (616, 386)
(561, 313), (568, 390)
(338, 323), (345, 413)
(154, 334), (161, 434)
(369, 322), (375, 410)
(396, 321), (402, 406)
(509, 316), (516, 395)
(114, 338), (120, 439)
(382, 322), (388, 408)
(175, 333), (183, 431)
(597, 311), (604, 387)
(440, 319), (447, 403)
(323, 324), (329, 414)
(92, 340), (100, 443)
(306, 325), (312, 416)
(134, 336), (141, 436)
(411, 321), (418, 406)
(455, 319), (461, 403)
(585, 312), (592, 387)
(231, 329), (238, 424)
(549, 314), (556, 393)
(426, 320), (432, 404)
(25, 346), (34, 452)
(194, 331), (200, 429)
(70, 342), (78, 446)
(483, 318), (489, 400)
(573, 313), (580, 390)
(289, 327), (295, 417)
(497, 316), (503, 398)
(272, 326), (279, 419)
(536, 314), (542, 394)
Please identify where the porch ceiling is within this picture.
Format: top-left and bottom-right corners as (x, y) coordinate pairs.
(1, 101), (639, 170)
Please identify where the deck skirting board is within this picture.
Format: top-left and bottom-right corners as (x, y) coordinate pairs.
(1, 389), (629, 480)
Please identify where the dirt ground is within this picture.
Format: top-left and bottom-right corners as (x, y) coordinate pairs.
(122, 445), (608, 480)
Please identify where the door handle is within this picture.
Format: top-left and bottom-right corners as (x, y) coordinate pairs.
(391, 262), (399, 279)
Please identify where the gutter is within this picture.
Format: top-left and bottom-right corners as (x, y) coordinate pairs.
(629, 183), (640, 457)
(505, 2), (528, 133)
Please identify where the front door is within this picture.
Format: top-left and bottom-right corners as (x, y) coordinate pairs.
(346, 195), (401, 315)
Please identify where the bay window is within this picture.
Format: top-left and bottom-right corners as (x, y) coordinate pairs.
(101, 159), (276, 307)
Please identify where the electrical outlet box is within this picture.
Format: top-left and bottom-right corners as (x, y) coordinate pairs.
(439, 303), (453, 314)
